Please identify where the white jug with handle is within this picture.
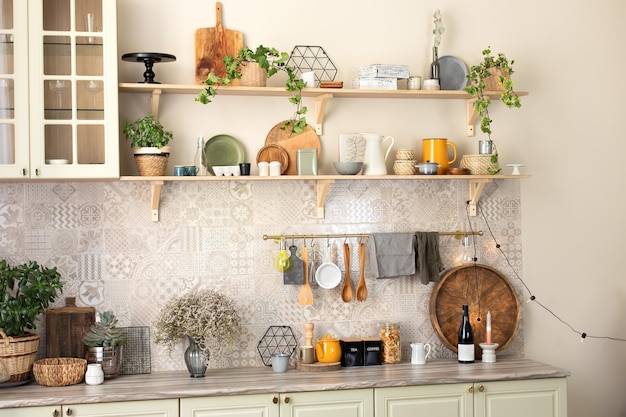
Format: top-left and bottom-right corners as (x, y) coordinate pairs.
(361, 133), (395, 175)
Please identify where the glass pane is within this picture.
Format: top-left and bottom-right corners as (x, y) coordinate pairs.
(44, 124), (73, 162)
(0, 34), (13, 74)
(77, 124), (104, 164)
(43, 0), (70, 31)
(0, 123), (14, 164)
(0, 0), (13, 30)
(76, 40), (103, 76)
(43, 35), (71, 75)
(0, 78), (13, 118)
(77, 80), (103, 117)
(45, 79), (72, 119)
(76, 0), (102, 33)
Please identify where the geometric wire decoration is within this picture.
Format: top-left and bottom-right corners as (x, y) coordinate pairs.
(287, 45), (338, 84)
(257, 325), (299, 366)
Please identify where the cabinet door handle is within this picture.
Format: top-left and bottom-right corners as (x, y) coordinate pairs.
(35, 168), (41, 176)
(478, 384), (485, 392)
(273, 397), (278, 404)
(21, 168), (27, 176)
(52, 409), (59, 417)
(284, 396), (290, 404)
(468, 385), (474, 393)
(65, 408), (73, 416)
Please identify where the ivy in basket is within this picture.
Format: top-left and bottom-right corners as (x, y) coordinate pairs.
(195, 45), (308, 134)
(123, 114), (174, 176)
(464, 46), (522, 174)
(0, 259), (64, 337)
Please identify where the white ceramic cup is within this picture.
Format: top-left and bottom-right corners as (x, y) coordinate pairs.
(410, 342), (432, 365)
(271, 353), (290, 372)
(301, 71), (316, 88)
(269, 161), (281, 176)
(258, 162), (269, 176)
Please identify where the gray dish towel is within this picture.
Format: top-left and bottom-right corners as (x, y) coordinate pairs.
(368, 233), (416, 279)
(415, 231), (444, 284)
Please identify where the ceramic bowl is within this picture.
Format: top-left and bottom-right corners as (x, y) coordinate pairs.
(334, 162), (363, 175)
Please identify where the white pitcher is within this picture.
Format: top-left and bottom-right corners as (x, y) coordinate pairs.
(361, 133), (395, 175)
(410, 342), (432, 365)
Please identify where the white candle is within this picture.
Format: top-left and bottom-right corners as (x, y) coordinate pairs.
(486, 311), (492, 345)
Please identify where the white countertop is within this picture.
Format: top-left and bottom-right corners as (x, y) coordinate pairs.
(0, 358), (570, 409)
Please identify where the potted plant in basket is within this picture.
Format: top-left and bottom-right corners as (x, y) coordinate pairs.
(195, 45), (308, 134)
(154, 288), (241, 378)
(83, 311), (126, 379)
(0, 259), (64, 385)
(123, 113), (174, 176)
(464, 46), (522, 174)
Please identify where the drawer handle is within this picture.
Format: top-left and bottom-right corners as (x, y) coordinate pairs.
(284, 396), (290, 404)
(468, 385), (474, 393)
(66, 409), (73, 416)
(273, 397), (278, 404)
(478, 384), (485, 392)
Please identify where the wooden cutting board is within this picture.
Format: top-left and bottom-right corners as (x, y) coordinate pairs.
(46, 297), (95, 359)
(195, 2), (243, 85)
(429, 264), (520, 359)
(265, 121), (321, 175)
(295, 361), (341, 372)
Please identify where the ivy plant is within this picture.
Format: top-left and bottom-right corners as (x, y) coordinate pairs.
(196, 45), (308, 134)
(123, 114), (173, 149)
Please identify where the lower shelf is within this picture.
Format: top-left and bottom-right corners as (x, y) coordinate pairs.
(119, 174), (530, 222)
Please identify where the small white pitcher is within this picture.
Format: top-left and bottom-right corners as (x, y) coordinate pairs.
(361, 133), (394, 175)
(410, 342), (432, 365)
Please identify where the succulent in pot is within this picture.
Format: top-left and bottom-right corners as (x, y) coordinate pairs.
(83, 311), (126, 379)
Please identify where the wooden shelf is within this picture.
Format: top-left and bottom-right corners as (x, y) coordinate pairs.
(118, 83), (529, 136)
(119, 174), (530, 222)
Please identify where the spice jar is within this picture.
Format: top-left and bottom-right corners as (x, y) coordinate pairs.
(379, 322), (401, 364)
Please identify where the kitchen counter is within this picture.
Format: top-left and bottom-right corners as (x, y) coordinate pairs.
(0, 358), (569, 409)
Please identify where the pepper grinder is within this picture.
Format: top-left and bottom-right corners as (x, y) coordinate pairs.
(304, 322), (314, 347)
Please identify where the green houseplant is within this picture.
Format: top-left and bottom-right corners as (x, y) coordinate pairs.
(464, 47), (522, 174)
(83, 311), (126, 379)
(123, 113), (174, 176)
(0, 259), (64, 384)
(196, 45), (308, 134)
(154, 289), (241, 377)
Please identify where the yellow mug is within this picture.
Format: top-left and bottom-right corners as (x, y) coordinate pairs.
(421, 138), (457, 175)
(315, 333), (342, 363)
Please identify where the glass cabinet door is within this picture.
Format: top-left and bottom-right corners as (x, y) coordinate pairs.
(0, 0), (29, 177)
(29, 0), (118, 178)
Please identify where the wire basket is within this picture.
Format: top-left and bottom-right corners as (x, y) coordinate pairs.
(459, 154), (500, 175)
(239, 62), (267, 87)
(33, 358), (87, 387)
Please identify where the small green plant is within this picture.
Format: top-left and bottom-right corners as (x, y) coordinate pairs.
(465, 46), (522, 174)
(0, 259), (64, 337)
(83, 311), (126, 347)
(123, 114), (173, 149)
(196, 45), (308, 134)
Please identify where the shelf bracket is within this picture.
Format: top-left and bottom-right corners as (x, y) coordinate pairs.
(314, 94), (333, 135)
(468, 178), (492, 216)
(316, 179), (335, 218)
(466, 98), (478, 137)
(151, 180), (164, 222)
(151, 88), (163, 119)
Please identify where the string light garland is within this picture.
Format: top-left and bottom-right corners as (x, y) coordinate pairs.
(464, 199), (626, 343)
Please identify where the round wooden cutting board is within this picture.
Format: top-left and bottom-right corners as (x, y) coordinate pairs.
(429, 264), (520, 358)
(265, 121), (321, 175)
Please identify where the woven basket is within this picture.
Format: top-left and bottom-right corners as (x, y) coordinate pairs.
(459, 154), (500, 175)
(239, 62), (267, 87)
(134, 154), (169, 176)
(393, 159), (417, 175)
(0, 330), (40, 383)
(33, 358), (87, 387)
(484, 68), (509, 91)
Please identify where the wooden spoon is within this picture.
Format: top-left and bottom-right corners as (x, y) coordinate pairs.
(356, 242), (368, 302)
(298, 244), (313, 305)
(341, 243), (353, 303)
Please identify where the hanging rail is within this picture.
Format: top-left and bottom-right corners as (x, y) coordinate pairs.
(263, 231), (483, 241)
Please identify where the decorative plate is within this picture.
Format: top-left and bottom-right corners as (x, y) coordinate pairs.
(438, 55), (468, 90)
(257, 326), (298, 366)
(202, 134), (245, 175)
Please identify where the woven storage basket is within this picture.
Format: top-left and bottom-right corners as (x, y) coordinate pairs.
(239, 62), (267, 87)
(134, 154), (169, 176)
(0, 330), (40, 383)
(459, 154), (500, 175)
(484, 68), (508, 91)
(393, 159), (417, 175)
(33, 358), (87, 387)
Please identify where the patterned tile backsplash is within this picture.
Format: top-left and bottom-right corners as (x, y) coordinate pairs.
(0, 178), (524, 371)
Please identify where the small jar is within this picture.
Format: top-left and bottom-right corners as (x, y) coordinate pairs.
(258, 161), (269, 176)
(423, 79), (440, 90)
(269, 161), (282, 176)
(379, 322), (401, 364)
(85, 363), (104, 385)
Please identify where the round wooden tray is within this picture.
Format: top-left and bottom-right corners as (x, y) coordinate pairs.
(429, 264), (520, 358)
(256, 144), (289, 174)
(265, 121), (321, 176)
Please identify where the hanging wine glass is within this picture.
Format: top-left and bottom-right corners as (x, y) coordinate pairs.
(49, 80), (68, 109)
(87, 80), (102, 109)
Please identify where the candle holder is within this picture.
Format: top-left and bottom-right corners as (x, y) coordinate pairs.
(121, 52), (176, 84)
(479, 343), (499, 363)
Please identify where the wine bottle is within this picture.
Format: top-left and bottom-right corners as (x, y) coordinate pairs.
(457, 304), (475, 363)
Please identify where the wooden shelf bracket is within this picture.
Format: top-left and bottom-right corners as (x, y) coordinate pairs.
(316, 179), (335, 218)
(468, 178), (493, 216)
(150, 88), (162, 119)
(313, 93), (333, 135)
(151, 180), (164, 222)
(466, 98), (478, 137)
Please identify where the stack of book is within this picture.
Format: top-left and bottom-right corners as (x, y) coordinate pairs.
(352, 65), (410, 90)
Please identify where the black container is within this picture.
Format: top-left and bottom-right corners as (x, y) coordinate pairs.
(363, 338), (383, 366)
(340, 339), (364, 367)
